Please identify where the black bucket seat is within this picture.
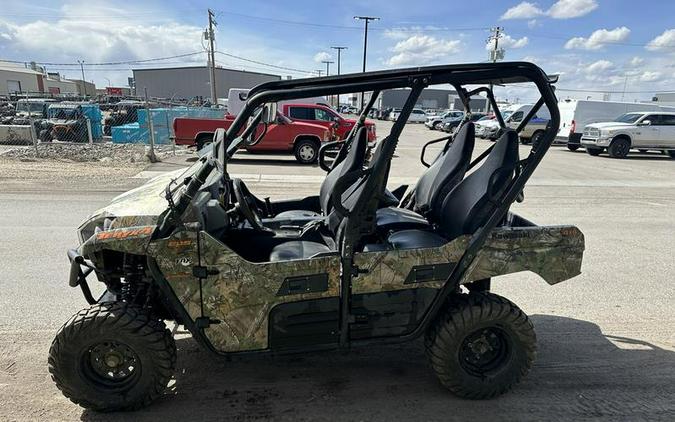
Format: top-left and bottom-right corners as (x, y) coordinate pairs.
(375, 121), (476, 230)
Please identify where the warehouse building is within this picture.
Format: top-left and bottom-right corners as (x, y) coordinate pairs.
(132, 66), (282, 100)
(0, 64), (79, 96)
(371, 88), (487, 112)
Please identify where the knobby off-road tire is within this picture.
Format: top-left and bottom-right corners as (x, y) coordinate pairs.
(425, 292), (536, 399)
(48, 302), (176, 412)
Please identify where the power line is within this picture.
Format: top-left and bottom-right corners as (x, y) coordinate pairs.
(0, 51), (204, 67)
(215, 50), (312, 74)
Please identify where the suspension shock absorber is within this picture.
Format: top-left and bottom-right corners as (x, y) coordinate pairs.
(121, 254), (147, 305)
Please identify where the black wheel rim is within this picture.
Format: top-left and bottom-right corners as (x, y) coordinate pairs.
(459, 327), (511, 376)
(80, 341), (141, 390)
(614, 141), (629, 156)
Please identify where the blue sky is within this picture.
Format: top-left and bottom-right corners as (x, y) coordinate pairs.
(1, 0), (674, 101)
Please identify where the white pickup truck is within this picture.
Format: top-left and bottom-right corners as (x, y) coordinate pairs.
(580, 112), (675, 158)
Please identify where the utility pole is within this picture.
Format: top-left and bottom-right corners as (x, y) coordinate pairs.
(315, 69), (324, 77)
(331, 46), (347, 108)
(322, 60), (334, 77)
(78, 60), (86, 97)
(322, 60), (335, 106)
(207, 9), (218, 105)
(354, 16), (379, 109)
(486, 26), (503, 114)
(331, 46), (347, 75)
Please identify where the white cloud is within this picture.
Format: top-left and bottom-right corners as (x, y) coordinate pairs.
(501, 0), (597, 20)
(386, 35), (461, 66)
(501, 2), (544, 20)
(564, 27), (630, 50)
(585, 59), (613, 74)
(646, 29), (675, 51)
(639, 71), (662, 82)
(628, 56), (644, 67)
(485, 34), (529, 51)
(548, 0), (598, 19)
(313, 51), (332, 63)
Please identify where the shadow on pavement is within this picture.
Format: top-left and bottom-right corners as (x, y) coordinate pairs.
(79, 314), (675, 422)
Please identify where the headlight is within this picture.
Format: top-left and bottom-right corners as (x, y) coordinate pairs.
(78, 216), (115, 243)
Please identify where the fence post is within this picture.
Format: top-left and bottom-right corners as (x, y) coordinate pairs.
(28, 115), (38, 155)
(86, 118), (93, 144)
(144, 87), (158, 162)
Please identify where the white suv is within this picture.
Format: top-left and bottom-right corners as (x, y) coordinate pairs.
(581, 112), (675, 158)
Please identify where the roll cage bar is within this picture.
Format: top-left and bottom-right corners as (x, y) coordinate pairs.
(153, 61), (560, 354)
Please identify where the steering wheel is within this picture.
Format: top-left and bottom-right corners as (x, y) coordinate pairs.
(232, 179), (267, 232)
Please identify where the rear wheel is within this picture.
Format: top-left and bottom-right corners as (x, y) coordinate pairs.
(586, 147), (603, 156)
(608, 137), (630, 158)
(433, 121), (442, 130)
(425, 292), (536, 399)
(294, 138), (319, 164)
(638, 149), (648, 153)
(668, 150), (675, 159)
(567, 144), (580, 151)
(48, 302), (176, 412)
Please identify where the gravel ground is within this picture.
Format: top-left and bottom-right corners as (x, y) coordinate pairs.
(0, 142), (191, 163)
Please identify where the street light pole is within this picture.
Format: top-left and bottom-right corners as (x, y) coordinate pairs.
(78, 60), (86, 97)
(354, 16), (379, 109)
(104, 77), (111, 88)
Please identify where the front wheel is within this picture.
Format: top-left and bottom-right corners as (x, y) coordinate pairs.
(586, 147), (602, 156)
(294, 139), (319, 164)
(668, 150), (675, 159)
(425, 292), (536, 399)
(48, 303), (176, 412)
(567, 144), (580, 151)
(608, 137), (630, 158)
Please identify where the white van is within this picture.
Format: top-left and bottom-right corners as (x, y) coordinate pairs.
(555, 99), (675, 151)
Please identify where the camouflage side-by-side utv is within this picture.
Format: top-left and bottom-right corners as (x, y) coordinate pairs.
(49, 62), (585, 411)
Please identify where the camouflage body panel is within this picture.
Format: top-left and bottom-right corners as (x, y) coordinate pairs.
(353, 224), (584, 295)
(79, 225), (155, 256)
(150, 230), (341, 353)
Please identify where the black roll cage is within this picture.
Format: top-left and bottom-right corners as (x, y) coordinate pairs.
(153, 61), (560, 355)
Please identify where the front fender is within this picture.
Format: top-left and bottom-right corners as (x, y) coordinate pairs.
(79, 225), (155, 257)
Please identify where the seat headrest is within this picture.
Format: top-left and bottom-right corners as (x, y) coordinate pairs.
(437, 129), (519, 240)
(414, 122), (476, 220)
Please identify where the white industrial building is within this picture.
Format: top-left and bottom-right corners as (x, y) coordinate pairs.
(0, 63), (79, 96)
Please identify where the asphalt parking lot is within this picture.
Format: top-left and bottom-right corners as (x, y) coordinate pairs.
(1, 120), (674, 421)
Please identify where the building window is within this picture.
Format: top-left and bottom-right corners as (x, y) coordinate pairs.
(7, 80), (21, 94)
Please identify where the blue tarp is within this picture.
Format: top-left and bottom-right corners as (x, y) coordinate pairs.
(111, 107), (224, 144)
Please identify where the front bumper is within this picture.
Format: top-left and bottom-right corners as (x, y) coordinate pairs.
(581, 136), (611, 147)
(67, 248), (98, 304)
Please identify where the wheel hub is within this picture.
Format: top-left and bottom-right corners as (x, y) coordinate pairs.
(299, 145), (314, 160)
(85, 341), (140, 384)
(459, 327), (510, 374)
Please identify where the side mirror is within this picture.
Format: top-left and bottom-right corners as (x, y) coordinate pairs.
(261, 103), (278, 124)
(639, 120), (651, 126)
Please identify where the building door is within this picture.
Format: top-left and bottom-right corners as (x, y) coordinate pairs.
(7, 80), (21, 94)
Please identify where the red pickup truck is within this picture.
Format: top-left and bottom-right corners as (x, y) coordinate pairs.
(173, 113), (333, 164)
(281, 103), (376, 141)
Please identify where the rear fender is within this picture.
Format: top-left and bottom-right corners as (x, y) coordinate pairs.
(467, 225), (585, 285)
